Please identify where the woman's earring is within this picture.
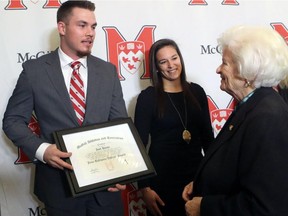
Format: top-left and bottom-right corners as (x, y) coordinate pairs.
(244, 80), (251, 88)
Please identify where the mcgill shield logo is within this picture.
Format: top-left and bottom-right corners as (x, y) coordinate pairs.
(118, 41), (145, 74)
(121, 183), (147, 216)
(103, 25), (156, 80)
(207, 96), (236, 136)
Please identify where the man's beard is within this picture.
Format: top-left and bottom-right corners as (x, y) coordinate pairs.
(77, 50), (91, 57)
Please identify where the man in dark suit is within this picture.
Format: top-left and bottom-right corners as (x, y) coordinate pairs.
(2, 1), (127, 215)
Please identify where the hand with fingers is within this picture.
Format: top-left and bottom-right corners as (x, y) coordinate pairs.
(182, 181), (193, 202)
(43, 144), (73, 170)
(141, 187), (165, 216)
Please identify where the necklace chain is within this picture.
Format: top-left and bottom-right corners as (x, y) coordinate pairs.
(167, 92), (191, 144)
(167, 93), (187, 129)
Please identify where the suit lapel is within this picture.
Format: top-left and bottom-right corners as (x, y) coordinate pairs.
(83, 56), (101, 124)
(193, 88), (269, 182)
(45, 50), (79, 125)
(194, 109), (245, 174)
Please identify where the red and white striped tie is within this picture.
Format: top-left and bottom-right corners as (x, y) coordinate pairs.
(69, 61), (85, 125)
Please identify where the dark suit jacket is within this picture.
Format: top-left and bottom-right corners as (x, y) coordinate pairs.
(192, 87), (288, 216)
(3, 49), (128, 208)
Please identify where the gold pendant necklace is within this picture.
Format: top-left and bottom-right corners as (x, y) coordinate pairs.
(167, 93), (191, 144)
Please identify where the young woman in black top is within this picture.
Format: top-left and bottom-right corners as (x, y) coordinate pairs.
(134, 38), (214, 216)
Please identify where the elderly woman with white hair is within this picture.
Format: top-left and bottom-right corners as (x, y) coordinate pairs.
(182, 25), (288, 216)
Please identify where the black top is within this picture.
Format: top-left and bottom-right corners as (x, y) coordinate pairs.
(134, 82), (214, 190)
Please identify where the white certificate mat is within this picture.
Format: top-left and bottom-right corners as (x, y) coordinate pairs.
(53, 118), (156, 197)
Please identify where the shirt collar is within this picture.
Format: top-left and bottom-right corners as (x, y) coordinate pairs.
(234, 88), (257, 112)
(58, 47), (87, 69)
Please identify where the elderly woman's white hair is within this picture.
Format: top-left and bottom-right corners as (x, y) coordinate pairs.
(217, 25), (288, 88)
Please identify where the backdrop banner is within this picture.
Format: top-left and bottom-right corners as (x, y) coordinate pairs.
(0, 1), (287, 215)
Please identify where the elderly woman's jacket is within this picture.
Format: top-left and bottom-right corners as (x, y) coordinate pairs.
(193, 87), (288, 216)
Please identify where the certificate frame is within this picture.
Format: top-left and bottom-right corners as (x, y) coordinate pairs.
(53, 117), (156, 197)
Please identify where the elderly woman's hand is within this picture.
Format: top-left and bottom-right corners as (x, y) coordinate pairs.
(182, 181), (193, 202)
(185, 197), (202, 216)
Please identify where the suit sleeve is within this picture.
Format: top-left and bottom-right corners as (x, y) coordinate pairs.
(2, 64), (44, 160)
(108, 65), (128, 120)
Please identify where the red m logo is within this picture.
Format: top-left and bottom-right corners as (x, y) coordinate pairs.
(103, 26), (156, 80)
(271, 23), (288, 45)
(5, 0), (60, 10)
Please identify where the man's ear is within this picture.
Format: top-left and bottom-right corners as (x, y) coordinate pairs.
(57, 21), (66, 36)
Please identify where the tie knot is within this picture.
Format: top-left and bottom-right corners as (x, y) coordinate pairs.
(71, 61), (81, 71)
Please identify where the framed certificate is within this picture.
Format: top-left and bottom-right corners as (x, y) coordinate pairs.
(53, 117), (156, 197)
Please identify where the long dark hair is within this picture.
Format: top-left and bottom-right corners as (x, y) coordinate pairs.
(149, 38), (200, 117)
